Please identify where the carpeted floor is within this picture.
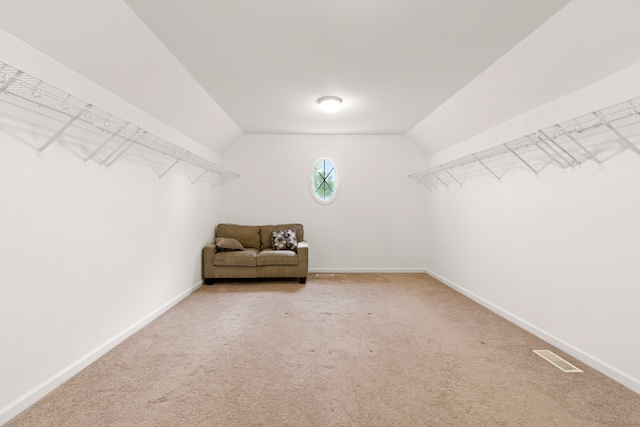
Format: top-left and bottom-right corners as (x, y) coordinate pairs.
(6, 273), (640, 426)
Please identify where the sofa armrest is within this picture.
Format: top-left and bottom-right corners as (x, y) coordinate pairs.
(297, 241), (309, 281)
(203, 244), (218, 279)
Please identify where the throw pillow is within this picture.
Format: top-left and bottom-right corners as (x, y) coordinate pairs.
(271, 229), (298, 251)
(215, 237), (245, 251)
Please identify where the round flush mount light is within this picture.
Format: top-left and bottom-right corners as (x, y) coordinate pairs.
(317, 96), (342, 114)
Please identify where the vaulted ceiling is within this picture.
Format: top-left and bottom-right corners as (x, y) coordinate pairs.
(2, 1), (640, 157)
(122, 0), (568, 137)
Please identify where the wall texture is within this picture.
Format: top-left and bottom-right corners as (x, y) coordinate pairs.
(421, 63), (640, 394)
(221, 134), (427, 272)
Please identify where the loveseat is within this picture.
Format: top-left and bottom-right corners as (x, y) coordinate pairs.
(203, 223), (309, 284)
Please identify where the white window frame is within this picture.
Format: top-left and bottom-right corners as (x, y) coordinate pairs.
(309, 157), (339, 204)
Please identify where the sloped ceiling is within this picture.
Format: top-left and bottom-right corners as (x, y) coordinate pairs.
(0, 0), (243, 155)
(7, 1), (639, 158)
(408, 0), (640, 155)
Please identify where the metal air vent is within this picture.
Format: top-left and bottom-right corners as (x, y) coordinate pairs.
(533, 350), (583, 373)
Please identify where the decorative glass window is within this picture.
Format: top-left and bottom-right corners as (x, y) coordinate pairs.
(310, 158), (338, 204)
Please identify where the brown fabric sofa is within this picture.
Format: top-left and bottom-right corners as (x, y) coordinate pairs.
(203, 223), (309, 284)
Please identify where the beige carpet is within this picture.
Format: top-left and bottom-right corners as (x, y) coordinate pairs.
(7, 273), (640, 426)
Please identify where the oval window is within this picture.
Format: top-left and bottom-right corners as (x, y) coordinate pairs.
(310, 158), (338, 204)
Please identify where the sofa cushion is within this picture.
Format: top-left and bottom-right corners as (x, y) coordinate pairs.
(216, 224), (261, 249)
(214, 237), (244, 251)
(260, 224), (304, 249)
(271, 229), (298, 251)
(256, 250), (299, 266)
(213, 248), (259, 267)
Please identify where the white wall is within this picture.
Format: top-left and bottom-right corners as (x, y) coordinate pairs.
(0, 32), (222, 425)
(0, 127), (221, 425)
(421, 63), (640, 394)
(221, 134), (427, 272)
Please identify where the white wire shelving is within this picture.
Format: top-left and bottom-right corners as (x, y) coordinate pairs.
(409, 95), (640, 190)
(0, 60), (239, 187)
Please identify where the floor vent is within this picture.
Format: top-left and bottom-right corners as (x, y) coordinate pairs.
(533, 350), (583, 373)
(315, 273), (335, 277)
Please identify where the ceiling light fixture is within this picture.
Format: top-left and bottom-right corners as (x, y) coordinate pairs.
(317, 96), (342, 114)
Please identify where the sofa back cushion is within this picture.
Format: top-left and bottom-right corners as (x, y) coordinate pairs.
(260, 223), (304, 250)
(216, 224), (261, 249)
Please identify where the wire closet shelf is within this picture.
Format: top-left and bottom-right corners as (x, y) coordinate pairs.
(0, 60), (239, 187)
(409, 95), (640, 190)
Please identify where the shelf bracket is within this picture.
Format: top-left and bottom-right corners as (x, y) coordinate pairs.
(0, 70), (23, 95)
(191, 169), (209, 185)
(104, 140), (135, 167)
(473, 154), (501, 181)
(555, 125), (601, 166)
(158, 152), (187, 178)
(533, 134), (569, 168)
(432, 172), (449, 188)
(423, 178), (436, 192)
(210, 175), (222, 190)
(535, 140), (567, 169)
(38, 104), (92, 153)
(410, 173), (433, 189)
(594, 111), (640, 156)
(442, 167), (463, 186)
(539, 130), (579, 166)
(505, 144), (538, 175)
(421, 177), (435, 191)
(103, 130), (145, 167)
(83, 125), (126, 163)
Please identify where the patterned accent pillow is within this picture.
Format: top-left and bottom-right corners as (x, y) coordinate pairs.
(271, 229), (298, 251)
(215, 237), (245, 251)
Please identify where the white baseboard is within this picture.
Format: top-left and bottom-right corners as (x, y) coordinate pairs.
(309, 268), (428, 274)
(0, 281), (203, 426)
(424, 268), (640, 395)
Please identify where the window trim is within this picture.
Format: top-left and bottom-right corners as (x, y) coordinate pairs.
(309, 157), (339, 204)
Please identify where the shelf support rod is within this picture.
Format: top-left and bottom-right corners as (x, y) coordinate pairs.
(103, 131), (145, 167)
(539, 130), (579, 166)
(100, 136), (130, 165)
(594, 111), (640, 156)
(38, 104), (92, 153)
(105, 140), (135, 167)
(191, 169), (209, 185)
(158, 152), (187, 178)
(535, 135), (569, 168)
(420, 176), (435, 191)
(535, 141), (567, 169)
(555, 125), (601, 166)
(410, 174), (429, 188)
(441, 167), (463, 186)
(83, 125), (126, 163)
(211, 176), (223, 190)
(432, 172), (449, 188)
(419, 177), (432, 190)
(505, 145), (537, 175)
(0, 71), (23, 95)
(473, 155), (501, 181)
